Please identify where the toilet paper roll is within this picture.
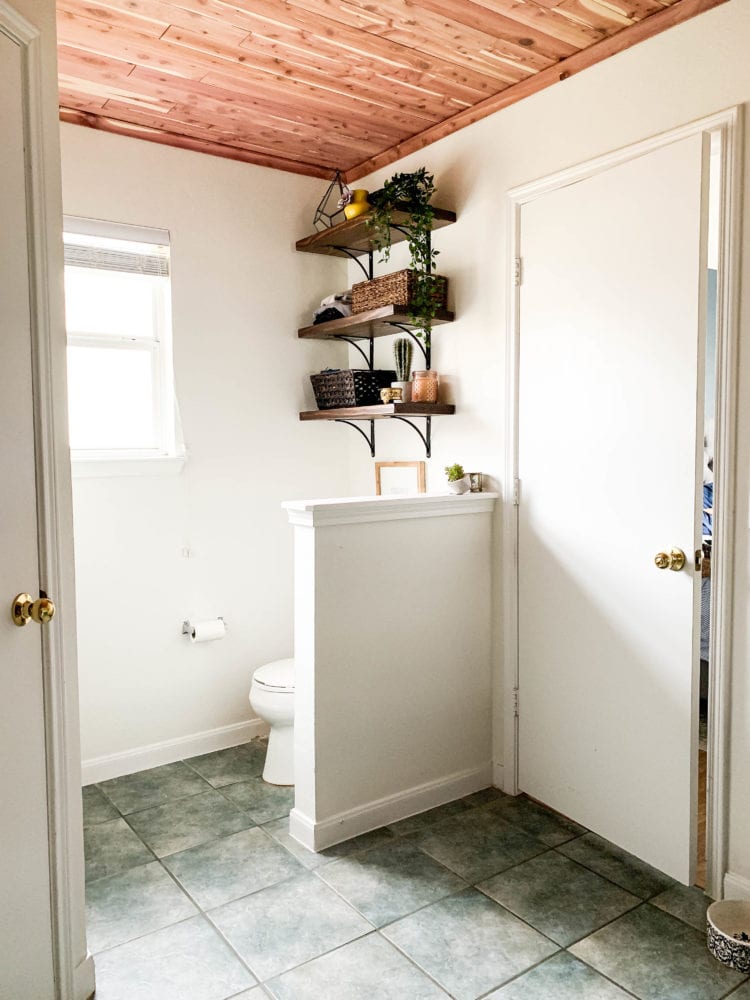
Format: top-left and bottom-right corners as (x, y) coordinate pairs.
(189, 618), (226, 643)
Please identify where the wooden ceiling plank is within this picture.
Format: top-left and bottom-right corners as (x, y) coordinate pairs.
(59, 106), (338, 175)
(197, 68), (436, 135)
(56, 0), (169, 38)
(161, 24), (470, 119)
(57, 45), (138, 84)
(128, 65), (414, 144)
(124, 76), (408, 148)
(552, 0), (634, 31)
(207, 0), (517, 93)
(99, 98), (373, 163)
(410, 0), (579, 59)
(61, 74), (176, 113)
(465, 0), (609, 46)
(235, 21), (516, 100)
(62, 0), (259, 46)
(283, 0), (546, 82)
(345, 0), (730, 180)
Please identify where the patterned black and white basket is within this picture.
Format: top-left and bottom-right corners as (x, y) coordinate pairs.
(707, 900), (750, 974)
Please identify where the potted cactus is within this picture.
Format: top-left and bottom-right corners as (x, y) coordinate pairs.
(391, 337), (413, 402)
(445, 462), (470, 494)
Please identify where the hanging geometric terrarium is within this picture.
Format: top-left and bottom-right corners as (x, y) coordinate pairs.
(313, 170), (350, 231)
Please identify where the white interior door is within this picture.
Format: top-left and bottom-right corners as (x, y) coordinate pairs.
(0, 23), (56, 999)
(517, 133), (708, 884)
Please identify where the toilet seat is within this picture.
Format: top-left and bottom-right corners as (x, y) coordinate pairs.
(253, 657), (294, 693)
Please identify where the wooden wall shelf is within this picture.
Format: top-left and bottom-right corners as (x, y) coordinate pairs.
(295, 206), (456, 258)
(300, 402), (454, 457)
(299, 402), (454, 421)
(298, 305), (454, 342)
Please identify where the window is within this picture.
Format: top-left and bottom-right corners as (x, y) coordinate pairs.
(64, 218), (182, 465)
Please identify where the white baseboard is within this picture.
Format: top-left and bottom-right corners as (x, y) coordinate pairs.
(493, 761), (505, 791)
(724, 870), (750, 901)
(81, 718), (269, 784)
(290, 762), (493, 853)
(74, 953), (95, 1000)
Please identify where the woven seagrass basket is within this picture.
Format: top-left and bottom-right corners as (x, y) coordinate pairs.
(351, 269), (447, 315)
(310, 369), (396, 409)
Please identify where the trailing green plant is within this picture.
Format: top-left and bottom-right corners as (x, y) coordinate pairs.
(393, 337), (413, 382)
(367, 168), (441, 344)
(445, 463), (465, 483)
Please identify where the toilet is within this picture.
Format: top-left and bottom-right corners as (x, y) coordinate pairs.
(249, 657), (295, 786)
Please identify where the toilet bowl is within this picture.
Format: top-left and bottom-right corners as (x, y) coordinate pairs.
(249, 658), (295, 786)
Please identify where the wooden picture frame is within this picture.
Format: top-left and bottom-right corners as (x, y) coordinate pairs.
(375, 461), (426, 496)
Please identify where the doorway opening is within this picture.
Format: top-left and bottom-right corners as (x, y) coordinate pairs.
(696, 132), (722, 889)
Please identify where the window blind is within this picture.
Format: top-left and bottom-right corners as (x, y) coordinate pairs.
(63, 240), (169, 277)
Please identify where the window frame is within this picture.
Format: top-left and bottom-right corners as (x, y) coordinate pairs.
(63, 217), (184, 472)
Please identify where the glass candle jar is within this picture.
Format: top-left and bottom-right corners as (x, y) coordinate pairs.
(411, 370), (439, 403)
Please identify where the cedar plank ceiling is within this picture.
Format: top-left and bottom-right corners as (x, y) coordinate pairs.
(57, 0), (728, 180)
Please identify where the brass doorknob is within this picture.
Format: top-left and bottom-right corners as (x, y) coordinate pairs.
(11, 593), (56, 627)
(654, 548), (686, 572)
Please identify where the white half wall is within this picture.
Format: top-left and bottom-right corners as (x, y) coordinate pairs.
(285, 494), (496, 850)
(346, 0), (750, 893)
(60, 126), (351, 773)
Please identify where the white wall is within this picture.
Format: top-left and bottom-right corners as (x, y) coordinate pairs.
(346, 0), (750, 892)
(287, 495), (496, 850)
(60, 125), (351, 776)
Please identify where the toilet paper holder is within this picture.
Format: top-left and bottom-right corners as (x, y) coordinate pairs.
(182, 617), (225, 638)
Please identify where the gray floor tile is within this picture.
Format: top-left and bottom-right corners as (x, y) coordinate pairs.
(381, 888), (558, 1000)
(488, 794), (587, 847)
(387, 799), (472, 836)
(570, 903), (747, 1000)
(82, 784), (119, 827)
(478, 850), (639, 946)
(91, 914), (255, 999)
(186, 743), (266, 788)
(99, 761), (210, 815)
(86, 860), (197, 953)
(223, 778), (295, 824)
(486, 951), (633, 999)
(266, 932), (449, 999)
(84, 817), (153, 882)
(650, 883), (712, 931)
(208, 871), (372, 982)
(558, 833), (674, 899)
(127, 789), (253, 857)
(460, 787), (508, 809)
(226, 991), (265, 999)
(261, 822), (398, 870)
(317, 838), (466, 927)
(262, 818), (331, 870)
(322, 827), (396, 859)
(408, 806), (546, 883)
(163, 827), (303, 909)
(726, 984), (750, 998)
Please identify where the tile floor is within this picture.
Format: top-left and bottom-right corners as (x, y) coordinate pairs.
(83, 740), (747, 1000)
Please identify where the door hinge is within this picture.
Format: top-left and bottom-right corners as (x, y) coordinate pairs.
(513, 477), (521, 506)
(514, 257), (523, 286)
(513, 687), (520, 718)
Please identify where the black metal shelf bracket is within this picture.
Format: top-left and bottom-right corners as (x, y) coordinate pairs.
(335, 418), (375, 457)
(391, 415), (432, 458)
(327, 247), (374, 281)
(338, 336), (374, 370)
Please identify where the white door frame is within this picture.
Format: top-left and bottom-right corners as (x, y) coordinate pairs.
(502, 108), (742, 900)
(1, 1), (93, 996)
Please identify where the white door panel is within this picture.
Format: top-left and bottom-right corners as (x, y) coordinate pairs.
(0, 27), (56, 998)
(518, 134), (707, 883)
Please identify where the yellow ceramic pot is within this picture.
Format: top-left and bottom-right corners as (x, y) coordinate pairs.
(344, 189), (371, 220)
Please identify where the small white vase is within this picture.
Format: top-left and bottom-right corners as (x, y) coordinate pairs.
(391, 380), (412, 403)
(448, 477), (470, 495)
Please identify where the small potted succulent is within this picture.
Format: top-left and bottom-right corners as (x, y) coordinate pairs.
(392, 337), (413, 402)
(445, 463), (470, 495)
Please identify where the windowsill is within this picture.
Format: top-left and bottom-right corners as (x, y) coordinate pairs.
(71, 453), (187, 479)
